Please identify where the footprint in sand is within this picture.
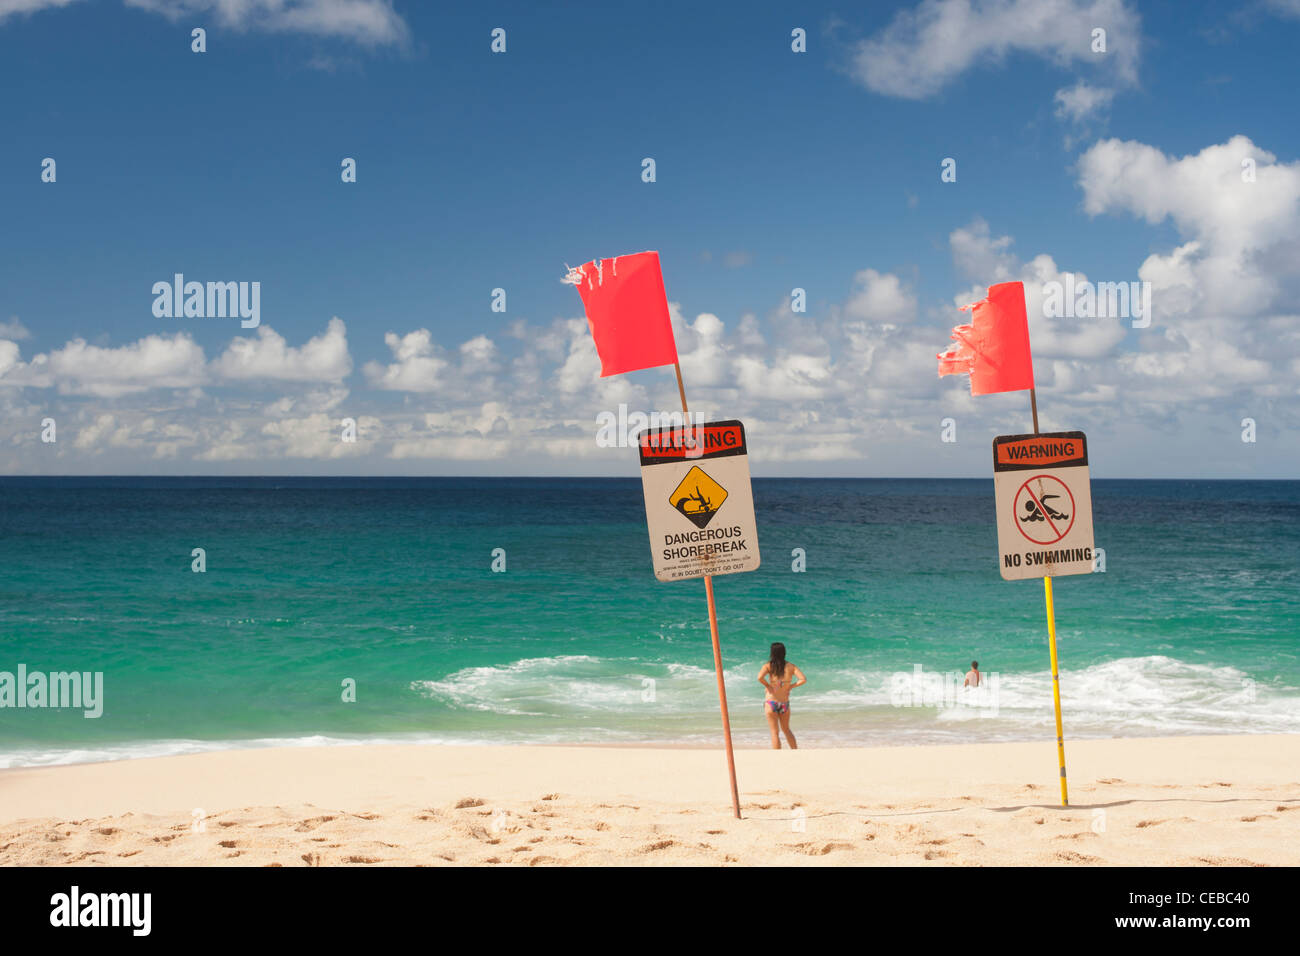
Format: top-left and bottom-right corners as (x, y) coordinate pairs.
(787, 841), (853, 856)
(293, 816), (336, 832)
(1137, 816), (1192, 828)
(1194, 855), (1260, 866)
(1055, 850), (1101, 863)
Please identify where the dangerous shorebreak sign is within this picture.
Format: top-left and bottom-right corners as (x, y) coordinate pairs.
(993, 431), (1094, 581)
(638, 420), (760, 582)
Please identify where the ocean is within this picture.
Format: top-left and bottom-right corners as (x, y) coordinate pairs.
(0, 477), (1297, 767)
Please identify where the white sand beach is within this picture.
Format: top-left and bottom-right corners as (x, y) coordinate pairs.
(2, 735), (1297, 866)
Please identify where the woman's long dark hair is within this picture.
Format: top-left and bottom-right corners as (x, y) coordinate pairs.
(769, 642), (787, 679)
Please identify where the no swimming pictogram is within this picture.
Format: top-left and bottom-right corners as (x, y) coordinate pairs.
(1014, 474), (1077, 545)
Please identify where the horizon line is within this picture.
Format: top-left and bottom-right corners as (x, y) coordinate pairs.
(0, 474), (1294, 482)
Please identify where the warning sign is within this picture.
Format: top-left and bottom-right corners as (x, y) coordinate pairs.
(993, 431), (1094, 580)
(638, 420), (760, 582)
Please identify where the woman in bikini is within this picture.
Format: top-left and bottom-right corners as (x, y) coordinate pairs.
(758, 642), (806, 749)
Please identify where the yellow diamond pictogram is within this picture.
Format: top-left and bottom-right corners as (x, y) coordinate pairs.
(669, 466), (728, 529)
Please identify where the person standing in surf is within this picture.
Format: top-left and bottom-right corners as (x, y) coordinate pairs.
(758, 642), (806, 749)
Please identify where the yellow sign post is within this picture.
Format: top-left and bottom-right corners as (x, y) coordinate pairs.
(1044, 575), (1068, 807)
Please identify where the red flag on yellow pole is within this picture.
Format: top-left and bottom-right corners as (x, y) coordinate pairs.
(937, 280), (1036, 396)
(936, 279), (1072, 807)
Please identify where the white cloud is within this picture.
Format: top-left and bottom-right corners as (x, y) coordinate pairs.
(0, 317), (31, 340)
(1, 319), (353, 394)
(1, 333), (207, 397)
(1054, 81), (1115, 122)
(846, 0), (1139, 99)
(261, 412), (373, 459)
(1078, 134), (1300, 320)
(951, 219), (1017, 282)
(211, 317), (352, 383)
(0, 0), (83, 24)
(364, 329), (449, 392)
(843, 269), (917, 323)
(122, 0), (408, 46)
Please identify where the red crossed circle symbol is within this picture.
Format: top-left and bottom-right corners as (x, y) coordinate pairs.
(1014, 475), (1076, 545)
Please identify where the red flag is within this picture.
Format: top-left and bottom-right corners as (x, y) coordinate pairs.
(565, 251), (679, 377)
(937, 280), (1035, 396)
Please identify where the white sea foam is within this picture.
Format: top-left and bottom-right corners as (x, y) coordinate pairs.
(6, 654), (1296, 767)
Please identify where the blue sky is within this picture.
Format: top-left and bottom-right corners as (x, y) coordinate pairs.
(2, 0), (1298, 477)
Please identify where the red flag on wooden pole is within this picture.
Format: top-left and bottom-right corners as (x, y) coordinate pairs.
(565, 251), (679, 377)
(565, 250), (742, 819)
(937, 280), (1036, 396)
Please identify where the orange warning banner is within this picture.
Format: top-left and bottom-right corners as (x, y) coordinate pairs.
(639, 421), (746, 464)
(993, 432), (1088, 472)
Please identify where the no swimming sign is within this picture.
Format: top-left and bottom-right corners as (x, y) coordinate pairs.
(638, 420), (760, 582)
(993, 431), (1095, 580)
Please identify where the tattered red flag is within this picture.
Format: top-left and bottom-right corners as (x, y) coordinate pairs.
(937, 280), (1036, 396)
(565, 251), (679, 377)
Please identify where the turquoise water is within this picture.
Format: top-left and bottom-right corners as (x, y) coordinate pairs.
(0, 477), (1297, 766)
